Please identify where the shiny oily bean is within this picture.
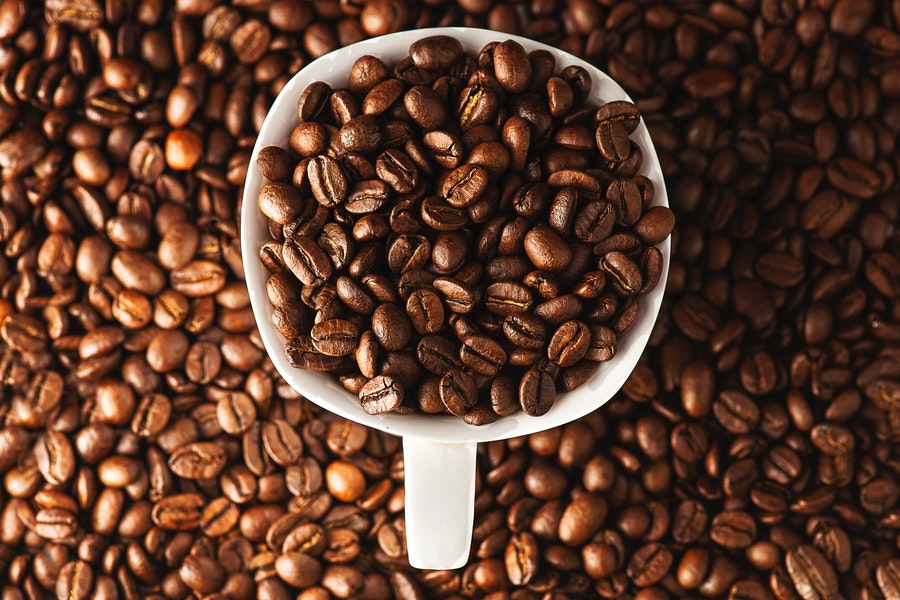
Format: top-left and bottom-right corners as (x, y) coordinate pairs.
(170, 260), (227, 297)
(410, 35), (464, 70)
(785, 545), (839, 600)
(417, 335), (462, 375)
(168, 442), (228, 480)
(376, 148), (418, 194)
(485, 281), (533, 316)
(626, 543), (673, 587)
(150, 493), (205, 531)
(131, 394), (171, 438)
(359, 375), (403, 415)
(34, 431), (75, 486)
(505, 531), (539, 585)
(460, 335), (507, 376)
(216, 393), (257, 435)
(311, 319), (360, 357)
(503, 313), (546, 350)
(559, 492), (607, 546)
(441, 164), (489, 208)
(308, 155), (348, 207)
(524, 226), (572, 273)
(262, 419), (303, 467)
(493, 39), (532, 94)
(713, 390), (761, 434)
(519, 363), (556, 416)
(809, 423), (855, 455)
(547, 320), (590, 367)
(709, 511), (756, 549)
(600, 251), (642, 296)
(405, 288), (445, 335)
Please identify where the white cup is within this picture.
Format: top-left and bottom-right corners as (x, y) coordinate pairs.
(241, 26), (670, 570)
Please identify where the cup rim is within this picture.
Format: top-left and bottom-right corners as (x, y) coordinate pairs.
(240, 26), (670, 443)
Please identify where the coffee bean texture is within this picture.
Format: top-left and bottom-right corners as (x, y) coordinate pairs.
(258, 36), (672, 421)
(0, 2), (897, 599)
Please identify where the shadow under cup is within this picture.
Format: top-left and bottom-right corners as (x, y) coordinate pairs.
(241, 27), (670, 569)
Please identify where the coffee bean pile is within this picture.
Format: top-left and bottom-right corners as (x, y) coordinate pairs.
(257, 35), (674, 422)
(0, 1), (898, 599)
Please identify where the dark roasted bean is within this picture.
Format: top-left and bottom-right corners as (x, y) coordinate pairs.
(0, 10), (891, 600)
(359, 375), (403, 415)
(519, 361), (557, 416)
(439, 369), (478, 416)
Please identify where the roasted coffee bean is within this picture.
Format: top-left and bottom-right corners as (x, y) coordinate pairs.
(596, 120), (631, 162)
(410, 35), (464, 70)
(34, 431), (75, 486)
(503, 116), (532, 173)
(422, 131), (464, 170)
(433, 276), (480, 314)
(595, 100), (641, 132)
(709, 510), (756, 549)
(345, 180), (389, 215)
(785, 545), (839, 600)
(460, 335), (507, 376)
(308, 155), (348, 207)
(559, 492), (607, 545)
(311, 319), (360, 357)
(283, 235), (333, 286)
(132, 393), (172, 438)
(7, 10), (895, 599)
(417, 334), (462, 376)
(755, 252), (805, 287)
(634, 206), (675, 245)
(534, 294), (583, 325)
(404, 85), (447, 130)
(439, 369), (478, 416)
(485, 281), (533, 316)
(877, 559), (900, 600)
(505, 531), (539, 585)
(490, 376), (518, 416)
(600, 251), (642, 296)
(458, 84), (501, 131)
(442, 164), (489, 208)
(809, 423), (855, 455)
(494, 40), (532, 94)
(215, 392), (256, 436)
(285, 335), (347, 371)
(376, 148), (418, 193)
(421, 195), (468, 230)
(547, 320), (590, 367)
(519, 362), (556, 416)
(713, 390), (761, 434)
(405, 288), (445, 335)
(503, 313), (546, 350)
(524, 226), (572, 273)
(371, 303), (411, 351)
(574, 200), (616, 244)
(262, 419), (302, 467)
(585, 325), (616, 362)
(340, 114), (382, 153)
(168, 442), (228, 480)
(626, 543), (673, 587)
(359, 375), (403, 415)
(672, 500), (708, 544)
(386, 233), (430, 273)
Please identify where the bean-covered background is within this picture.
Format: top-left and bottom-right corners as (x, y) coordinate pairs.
(0, 1), (898, 599)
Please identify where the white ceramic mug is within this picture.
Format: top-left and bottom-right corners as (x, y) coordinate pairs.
(240, 27), (670, 570)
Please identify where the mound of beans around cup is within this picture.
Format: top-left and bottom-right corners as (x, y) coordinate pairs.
(257, 35), (674, 422)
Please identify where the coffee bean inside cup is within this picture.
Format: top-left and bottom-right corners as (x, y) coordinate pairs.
(257, 35), (673, 421)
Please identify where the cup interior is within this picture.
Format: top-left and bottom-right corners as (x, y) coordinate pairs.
(240, 27), (670, 444)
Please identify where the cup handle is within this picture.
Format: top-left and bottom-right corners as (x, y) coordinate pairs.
(402, 437), (476, 570)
